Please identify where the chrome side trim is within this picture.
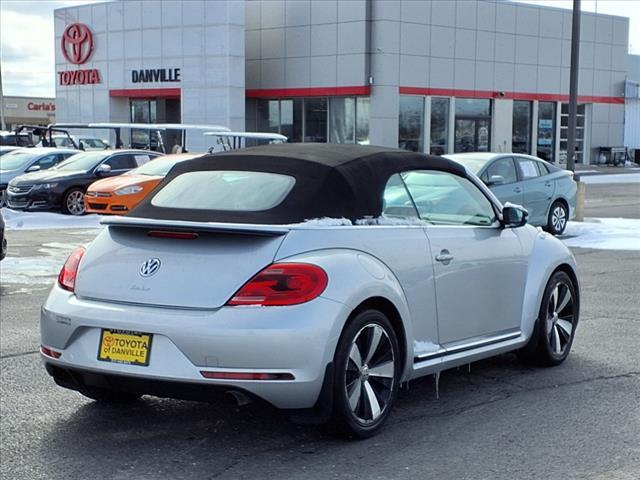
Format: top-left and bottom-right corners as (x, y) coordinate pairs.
(413, 330), (521, 363)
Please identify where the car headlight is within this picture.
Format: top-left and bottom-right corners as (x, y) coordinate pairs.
(33, 183), (58, 190)
(114, 185), (143, 196)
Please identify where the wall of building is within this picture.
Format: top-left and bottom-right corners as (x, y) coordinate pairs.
(54, 0), (246, 152)
(246, 0), (630, 163)
(1, 96), (56, 130)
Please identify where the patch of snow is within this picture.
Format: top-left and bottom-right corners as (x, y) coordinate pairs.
(503, 201), (528, 213)
(578, 173), (640, 185)
(1, 208), (103, 230)
(413, 340), (441, 355)
(301, 217), (353, 226)
(0, 242), (81, 287)
(355, 216), (428, 226)
(562, 217), (640, 251)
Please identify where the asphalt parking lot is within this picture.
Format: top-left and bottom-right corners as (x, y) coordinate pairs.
(1, 179), (638, 480)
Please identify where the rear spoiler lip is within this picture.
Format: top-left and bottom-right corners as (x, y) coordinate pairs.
(100, 216), (291, 237)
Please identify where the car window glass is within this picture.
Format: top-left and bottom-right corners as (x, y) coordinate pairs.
(485, 157), (518, 184)
(134, 154), (153, 167)
(33, 154), (58, 169)
(105, 154), (137, 170)
(517, 158), (540, 179)
(402, 170), (497, 226)
(382, 173), (419, 218)
(152, 171), (296, 211)
(535, 161), (549, 176)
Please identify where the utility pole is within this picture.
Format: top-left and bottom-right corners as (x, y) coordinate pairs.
(0, 65), (6, 131)
(567, 0), (581, 172)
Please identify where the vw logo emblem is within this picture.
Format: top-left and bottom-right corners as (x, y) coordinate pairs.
(140, 258), (161, 278)
(61, 23), (94, 65)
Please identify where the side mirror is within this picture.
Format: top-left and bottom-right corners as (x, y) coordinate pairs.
(502, 204), (528, 228)
(26, 165), (41, 173)
(95, 164), (112, 175)
(487, 175), (505, 186)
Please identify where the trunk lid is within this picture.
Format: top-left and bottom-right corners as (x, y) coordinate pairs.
(75, 218), (290, 309)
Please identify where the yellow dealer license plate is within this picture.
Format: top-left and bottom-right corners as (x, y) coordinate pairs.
(98, 329), (152, 366)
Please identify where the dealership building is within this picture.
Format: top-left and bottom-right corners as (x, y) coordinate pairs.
(54, 0), (639, 162)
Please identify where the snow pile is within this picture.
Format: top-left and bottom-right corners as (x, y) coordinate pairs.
(302, 217), (352, 226)
(301, 216), (429, 227)
(413, 340), (441, 356)
(355, 216), (428, 226)
(562, 217), (640, 251)
(579, 173), (640, 185)
(1, 208), (103, 230)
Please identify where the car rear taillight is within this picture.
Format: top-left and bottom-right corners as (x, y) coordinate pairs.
(40, 345), (62, 359)
(227, 263), (328, 307)
(200, 371), (295, 381)
(58, 247), (86, 292)
(147, 230), (199, 240)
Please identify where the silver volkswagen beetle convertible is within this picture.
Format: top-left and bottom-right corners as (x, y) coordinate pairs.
(40, 144), (580, 437)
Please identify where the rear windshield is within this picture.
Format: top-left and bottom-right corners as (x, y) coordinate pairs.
(151, 170), (296, 212)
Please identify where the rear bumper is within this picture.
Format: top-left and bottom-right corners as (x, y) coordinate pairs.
(40, 284), (348, 409)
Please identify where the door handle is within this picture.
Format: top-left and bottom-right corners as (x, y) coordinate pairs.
(545, 181), (552, 187)
(435, 249), (454, 265)
(513, 187), (522, 193)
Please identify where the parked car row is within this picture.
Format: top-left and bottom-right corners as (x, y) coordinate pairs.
(0, 145), (577, 235)
(1, 148), (164, 214)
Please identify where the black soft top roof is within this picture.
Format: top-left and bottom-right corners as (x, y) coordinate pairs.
(129, 143), (467, 224)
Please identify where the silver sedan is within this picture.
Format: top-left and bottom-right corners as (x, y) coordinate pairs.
(40, 144), (580, 438)
(445, 153), (577, 235)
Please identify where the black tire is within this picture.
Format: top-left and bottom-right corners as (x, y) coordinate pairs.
(546, 200), (568, 235)
(62, 188), (86, 216)
(79, 386), (141, 404)
(329, 309), (401, 438)
(519, 271), (579, 367)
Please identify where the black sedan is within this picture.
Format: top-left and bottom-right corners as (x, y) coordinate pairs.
(6, 150), (161, 215)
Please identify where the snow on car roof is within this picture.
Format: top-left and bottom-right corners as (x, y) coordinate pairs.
(130, 143), (467, 225)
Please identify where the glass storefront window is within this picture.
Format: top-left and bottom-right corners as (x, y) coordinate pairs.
(329, 97), (356, 143)
(304, 98), (328, 142)
(455, 98), (491, 117)
(430, 97), (449, 155)
(559, 103), (585, 163)
(512, 100), (532, 154)
(280, 99), (303, 143)
(398, 96), (424, 152)
(454, 98), (491, 153)
(356, 97), (370, 145)
(537, 101), (556, 162)
(257, 100), (280, 133)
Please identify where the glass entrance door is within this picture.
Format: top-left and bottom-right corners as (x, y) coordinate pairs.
(454, 118), (490, 152)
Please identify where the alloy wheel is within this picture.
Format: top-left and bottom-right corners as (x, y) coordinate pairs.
(344, 323), (396, 425)
(551, 204), (567, 234)
(66, 190), (85, 215)
(545, 280), (576, 356)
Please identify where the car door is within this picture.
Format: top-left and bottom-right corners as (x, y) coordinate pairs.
(480, 156), (523, 207)
(402, 170), (528, 346)
(515, 157), (555, 225)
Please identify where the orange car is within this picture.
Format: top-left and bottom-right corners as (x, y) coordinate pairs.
(85, 153), (199, 215)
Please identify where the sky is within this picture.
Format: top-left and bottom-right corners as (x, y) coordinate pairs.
(1, 0), (639, 98)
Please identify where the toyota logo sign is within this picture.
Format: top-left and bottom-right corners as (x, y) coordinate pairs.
(139, 258), (162, 278)
(61, 23), (94, 65)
